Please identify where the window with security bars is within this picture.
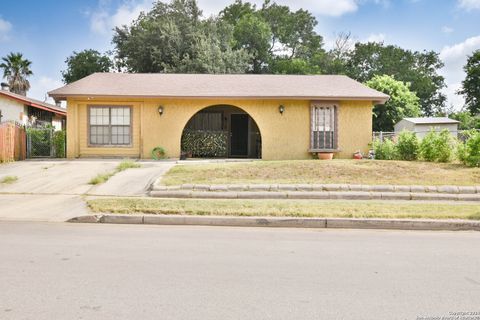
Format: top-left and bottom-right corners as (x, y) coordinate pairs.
(311, 104), (337, 150)
(89, 106), (131, 146)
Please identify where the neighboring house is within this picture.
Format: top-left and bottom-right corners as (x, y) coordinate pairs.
(0, 87), (67, 131)
(394, 117), (460, 139)
(49, 73), (389, 160)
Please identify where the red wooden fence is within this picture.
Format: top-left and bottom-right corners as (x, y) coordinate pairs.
(0, 122), (26, 162)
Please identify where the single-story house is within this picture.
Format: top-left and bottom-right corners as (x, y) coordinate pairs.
(0, 85), (67, 130)
(394, 117), (460, 139)
(49, 73), (389, 160)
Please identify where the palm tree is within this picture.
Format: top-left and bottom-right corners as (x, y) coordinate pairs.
(0, 52), (33, 96)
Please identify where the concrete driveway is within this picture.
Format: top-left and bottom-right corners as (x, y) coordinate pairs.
(0, 160), (174, 222)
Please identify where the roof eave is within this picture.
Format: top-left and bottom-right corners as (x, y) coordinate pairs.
(49, 93), (390, 103)
(1, 91), (66, 116)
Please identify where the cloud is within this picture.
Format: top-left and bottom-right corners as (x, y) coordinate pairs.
(90, 0), (152, 35)
(28, 76), (63, 104)
(439, 35), (480, 108)
(0, 17), (12, 41)
(199, 0), (382, 17)
(441, 26), (454, 34)
(89, 0), (389, 33)
(458, 0), (480, 10)
(364, 33), (386, 43)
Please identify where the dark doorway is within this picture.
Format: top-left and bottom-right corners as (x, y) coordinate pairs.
(230, 114), (249, 157)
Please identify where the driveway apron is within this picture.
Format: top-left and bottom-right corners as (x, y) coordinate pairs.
(0, 160), (173, 222)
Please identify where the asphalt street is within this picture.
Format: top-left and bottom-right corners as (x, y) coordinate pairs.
(1, 222), (479, 320)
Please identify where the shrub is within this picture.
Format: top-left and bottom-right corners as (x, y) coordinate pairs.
(435, 130), (455, 163)
(181, 130), (227, 158)
(419, 131), (437, 161)
(419, 129), (455, 162)
(53, 130), (66, 158)
(372, 138), (396, 160)
(458, 131), (480, 167)
(395, 131), (419, 161)
(27, 128), (51, 157)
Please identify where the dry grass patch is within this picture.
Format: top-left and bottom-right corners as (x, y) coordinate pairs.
(162, 160), (480, 186)
(87, 198), (480, 220)
(0, 175), (18, 184)
(89, 160), (141, 185)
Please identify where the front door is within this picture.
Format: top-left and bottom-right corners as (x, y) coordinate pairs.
(230, 114), (249, 157)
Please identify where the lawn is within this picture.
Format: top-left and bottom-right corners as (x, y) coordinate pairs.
(87, 198), (480, 220)
(161, 160), (480, 186)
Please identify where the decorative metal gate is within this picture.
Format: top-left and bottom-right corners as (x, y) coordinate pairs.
(26, 128), (66, 158)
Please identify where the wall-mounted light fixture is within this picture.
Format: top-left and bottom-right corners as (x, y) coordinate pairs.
(279, 105), (285, 115)
(158, 106), (164, 116)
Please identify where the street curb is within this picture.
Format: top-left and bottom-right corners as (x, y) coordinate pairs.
(67, 214), (480, 231)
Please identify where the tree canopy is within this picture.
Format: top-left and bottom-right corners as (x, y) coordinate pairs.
(366, 75), (421, 131)
(345, 42), (446, 116)
(99, 0), (453, 127)
(220, 0), (326, 73)
(0, 52), (33, 95)
(458, 49), (480, 115)
(113, 0), (250, 74)
(61, 49), (113, 84)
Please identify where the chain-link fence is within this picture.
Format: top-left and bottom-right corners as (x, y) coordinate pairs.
(26, 128), (66, 158)
(373, 130), (480, 142)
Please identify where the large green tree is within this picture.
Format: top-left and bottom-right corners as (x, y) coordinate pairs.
(232, 13), (271, 73)
(220, 0), (326, 74)
(345, 42), (446, 116)
(61, 49), (112, 84)
(0, 52), (33, 95)
(458, 49), (480, 114)
(113, 0), (250, 74)
(366, 75), (421, 131)
(450, 110), (480, 130)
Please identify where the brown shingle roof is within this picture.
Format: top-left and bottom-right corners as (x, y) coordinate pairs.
(0, 90), (66, 116)
(48, 73), (390, 104)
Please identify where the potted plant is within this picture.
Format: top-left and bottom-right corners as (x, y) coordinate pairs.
(317, 152), (334, 160)
(151, 146), (166, 160)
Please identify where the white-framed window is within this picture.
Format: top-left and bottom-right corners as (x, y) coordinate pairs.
(89, 106), (131, 146)
(311, 103), (337, 150)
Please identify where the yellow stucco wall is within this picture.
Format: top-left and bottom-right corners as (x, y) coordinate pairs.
(337, 100), (374, 158)
(66, 97), (373, 160)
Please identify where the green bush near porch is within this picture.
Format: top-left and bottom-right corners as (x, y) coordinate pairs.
(181, 129), (228, 158)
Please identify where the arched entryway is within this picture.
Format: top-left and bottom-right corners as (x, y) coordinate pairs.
(181, 105), (262, 159)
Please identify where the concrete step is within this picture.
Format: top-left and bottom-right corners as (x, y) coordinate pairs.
(152, 183), (480, 195)
(149, 190), (480, 202)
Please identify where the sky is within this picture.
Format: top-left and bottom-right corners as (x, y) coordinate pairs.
(0, 0), (479, 110)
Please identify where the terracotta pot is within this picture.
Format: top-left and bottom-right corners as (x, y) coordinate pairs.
(353, 152), (363, 160)
(317, 152), (334, 160)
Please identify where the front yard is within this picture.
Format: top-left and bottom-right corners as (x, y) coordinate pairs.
(88, 198), (480, 220)
(162, 160), (480, 186)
